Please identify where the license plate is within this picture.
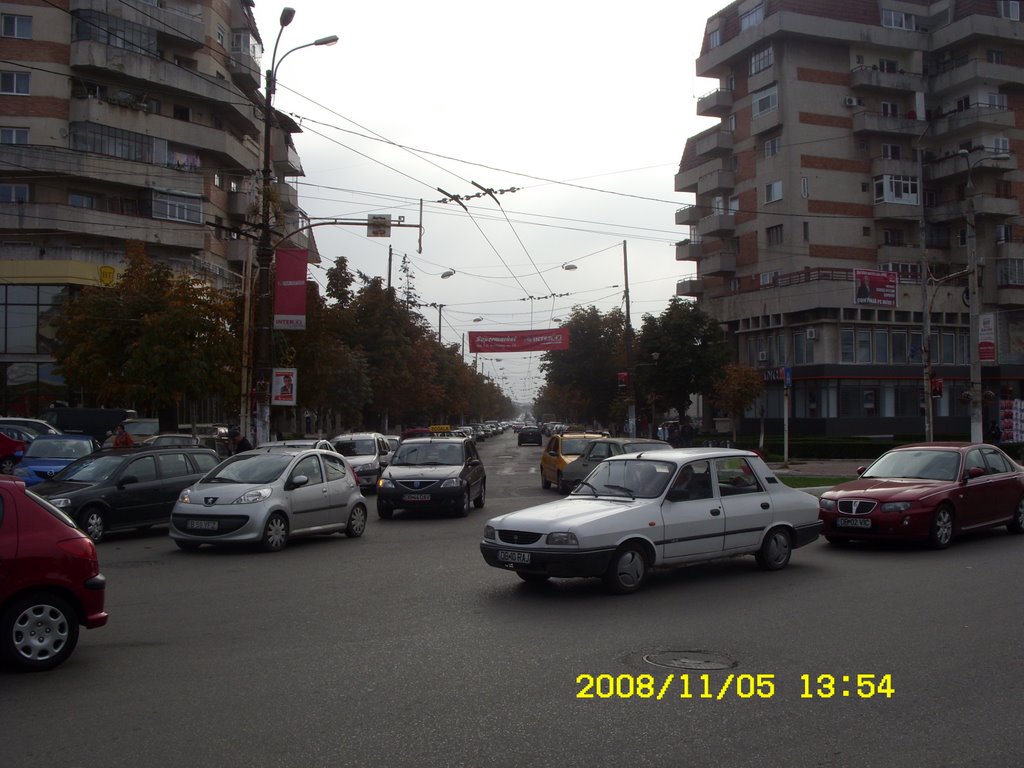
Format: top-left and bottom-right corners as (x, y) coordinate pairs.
(837, 518), (871, 528)
(497, 550), (531, 564)
(403, 493), (430, 501)
(187, 519), (218, 531)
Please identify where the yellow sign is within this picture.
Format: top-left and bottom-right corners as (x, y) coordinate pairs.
(429, 424), (452, 432)
(98, 265), (117, 285)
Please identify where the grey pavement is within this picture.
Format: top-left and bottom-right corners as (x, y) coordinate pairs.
(769, 458), (868, 477)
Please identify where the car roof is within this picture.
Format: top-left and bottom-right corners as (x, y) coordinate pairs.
(90, 445), (216, 457)
(400, 436), (468, 444)
(605, 446), (761, 462)
(32, 433), (94, 441)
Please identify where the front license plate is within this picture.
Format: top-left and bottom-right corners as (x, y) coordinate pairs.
(402, 493), (431, 501)
(187, 519), (218, 531)
(837, 517), (871, 529)
(497, 550), (531, 564)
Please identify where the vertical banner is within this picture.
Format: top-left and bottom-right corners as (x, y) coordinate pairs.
(274, 248), (308, 330)
(979, 312), (997, 362)
(272, 368), (297, 406)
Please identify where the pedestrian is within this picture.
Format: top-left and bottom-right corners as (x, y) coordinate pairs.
(228, 427), (253, 454)
(112, 424), (133, 448)
(680, 420), (695, 448)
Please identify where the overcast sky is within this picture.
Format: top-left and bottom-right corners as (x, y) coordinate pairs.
(251, 1), (716, 404)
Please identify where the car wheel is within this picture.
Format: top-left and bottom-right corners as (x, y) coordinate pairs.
(260, 512), (289, 552)
(755, 527), (792, 571)
(541, 469), (551, 490)
(174, 540), (201, 551)
(456, 489), (471, 517)
(929, 505), (954, 549)
(824, 536), (850, 547)
(377, 501), (393, 520)
(1008, 496), (1024, 534)
(1, 592), (80, 672)
(80, 506), (106, 544)
(473, 482), (486, 509)
(345, 504), (367, 537)
(602, 543), (649, 594)
(0, 456), (16, 475)
(516, 572), (550, 584)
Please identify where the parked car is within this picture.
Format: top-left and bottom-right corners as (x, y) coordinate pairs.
(32, 446), (220, 543)
(332, 432), (394, 491)
(142, 434), (201, 447)
(169, 448), (367, 552)
(12, 434), (98, 487)
(0, 476), (108, 671)
(818, 442), (1024, 548)
(0, 417), (60, 436)
(539, 432), (604, 491)
(0, 430), (26, 474)
(517, 426), (543, 447)
(558, 437), (673, 493)
(481, 448), (822, 594)
(376, 436), (486, 519)
(38, 407), (135, 443)
(102, 418), (160, 447)
(384, 435), (401, 453)
(260, 439), (337, 452)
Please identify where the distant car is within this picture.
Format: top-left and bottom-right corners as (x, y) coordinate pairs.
(0, 417), (60, 436)
(376, 436), (486, 519)
(558, 437), (673, 493)
(517, 426), (543, 446)
(101, 418), (159, 448)
(384, 435), (401, 453)
(539, 432), (604, 491)
(818, 442), (1024, 549)
(0, 475), (108, 671)
(0, 430), (26, 475)
(12, 435), (98, 487)
(32, 446), (220, 543)
(481, 448), (823, 593)
(260, 439), (337, 452)
(332, 433), (393, 491)
(142, 434), (200, 447)
(169, 448), (368, 552)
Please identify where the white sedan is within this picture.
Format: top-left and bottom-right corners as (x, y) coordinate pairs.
(480, 448), (822, 593)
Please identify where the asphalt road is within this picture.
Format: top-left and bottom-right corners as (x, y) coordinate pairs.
(2, 433), (1022, 768)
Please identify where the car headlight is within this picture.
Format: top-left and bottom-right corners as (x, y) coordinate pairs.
(483, 525), (496, 541)
(440, 478), (462, 488)
(12, 467), (29, 478)
(880, 501), (911, 513)
(379, 477), (394, 489)
(355, 463), (375, 473)
(49, 497), (71, 508)
(819, 498), (836, 511)
(234, 488), (272, 504)
(545, 531), (579, 546)
(178, 488), (192, 503)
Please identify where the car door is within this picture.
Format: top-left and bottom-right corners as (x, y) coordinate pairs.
(0, 489), (16, 585)
(155, 452), (194, 522)
(542, 436), (560, 482)
(286, 454), (328, 531)
(109, 455), (161, 529)
(661, 460), (725, 561)
(712, 456), (774, 552)
(321, 453), (356, 526)
(979, 447), (1022, 524)
(961, 447), (1019, 527)
(575, 441), (612, 480)
(464, 441), (484, 496)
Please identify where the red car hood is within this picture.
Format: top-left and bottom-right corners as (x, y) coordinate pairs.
(824, 477), (949, 501)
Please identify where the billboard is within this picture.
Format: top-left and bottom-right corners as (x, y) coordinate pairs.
(271, 368), (297, 407)
(853, 268), (898, 307)
(468, 328), (570, 353)
(273, 248), (308, 330)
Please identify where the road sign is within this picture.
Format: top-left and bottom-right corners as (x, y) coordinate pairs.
(367, 214), (391, 237)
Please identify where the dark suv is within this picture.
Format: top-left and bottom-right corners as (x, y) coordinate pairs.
(517, 426), (543, 446)
(32, 446), (220, 542)
(376, 437), (486, 519)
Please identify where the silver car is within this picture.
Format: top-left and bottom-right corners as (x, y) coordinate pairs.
(169, 448), (368, 552)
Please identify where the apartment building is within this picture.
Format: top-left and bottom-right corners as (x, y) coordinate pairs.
(675, 0), (1024, 439)
(0, 0), (318, 417)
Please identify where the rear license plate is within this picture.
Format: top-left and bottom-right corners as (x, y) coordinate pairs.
(837, 518), (871, 528)
(402, 493), (431, 501)
(497, 550), (531, 563)
(187, 519), (218, 531)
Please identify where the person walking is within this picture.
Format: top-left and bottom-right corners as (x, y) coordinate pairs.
(112, 424), (133, 448)
(228, 427), (252, 454)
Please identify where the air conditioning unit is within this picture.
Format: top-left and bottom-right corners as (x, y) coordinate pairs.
(806, 328), (817, 341)
(757, 351), (769, 362)
(843, 96), (857, 107)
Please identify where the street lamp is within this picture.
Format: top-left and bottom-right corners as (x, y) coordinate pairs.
(958, 149), (1010, 443)
(250, 8), (336, 444)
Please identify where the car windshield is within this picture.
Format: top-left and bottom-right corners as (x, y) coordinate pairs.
(24, 438), (93, 459)
(201, 454), (292, 484)
(573, 459), (675, 499)
(56, 454), (126, 483)
(560, 438), (593, 455)
(391, 443), (463, 466)
(334, 439), (376, 456)
(124, 421), (158, 437)
(862, 449), (962, 481)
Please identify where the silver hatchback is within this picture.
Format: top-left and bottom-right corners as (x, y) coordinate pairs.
(169, 448), (368, 552)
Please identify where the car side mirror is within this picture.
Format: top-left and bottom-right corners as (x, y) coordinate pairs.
(117, 475), (138, 488)
(289, 474), (309, 488)
(965, 466), (986, 481)
(665, 488), (690, 503)
(856, 466), (866, 476)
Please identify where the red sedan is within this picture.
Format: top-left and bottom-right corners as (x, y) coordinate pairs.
(818, 442), (1024, 549)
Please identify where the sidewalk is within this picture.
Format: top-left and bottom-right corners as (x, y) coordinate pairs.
(768, 458), (868, 477)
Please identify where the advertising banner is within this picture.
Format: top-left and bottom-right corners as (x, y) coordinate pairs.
(979, 312), (996, 362)
(271, 368), (297, 407)
(273, 248), (308, 330)
(853, 268), (898, 307)
(468, 328), (570, 353)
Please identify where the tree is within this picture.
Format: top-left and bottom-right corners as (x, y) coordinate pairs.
(712, 363), (764, 444)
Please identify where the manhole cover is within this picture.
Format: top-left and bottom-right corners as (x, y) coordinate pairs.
(642, 651), (736, 670)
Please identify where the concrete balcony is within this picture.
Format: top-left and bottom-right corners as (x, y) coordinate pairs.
(675, 205), (703, 226)
(71, 0), (203, 47)
(696, 89), (732, 118)
(676, 278), (704, 297)
(0, 203), (205, 249)
(699, 250), (736, 276)
(674, 158), (723, 194)
(275, 181), (298, 211)
(224, 238), (251, 264)
(271, 133), (304, 176)
(227, 190), (253, 220)
(675, 240), (701, 262)
(929, 59), (1023, 95)
(227, 48), (260, 92)
(0, 143), (202, 197)
(874, 200), (920, 220)
(850, 66), (922, 92)
(697, 169), (735, 196)
(852, 112), (924, 136)
(751, 108), (782, 135)
(696, 213), (735, 237)
(929, 106), (1015, 138)
(870, 157), (919, 178)
(995, 285), (1024, 307)
(695, 129), (733, 158)
(971, 195), (1020, 218)
(926, 150), (1016, 182)
(876, 244), (923, 265)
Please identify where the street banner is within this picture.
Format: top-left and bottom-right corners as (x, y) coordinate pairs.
(272, 368), (297, 406)
(468, 328), (570, 353)
(979, 312), (996, 362)
(273, 248), (308, 330)
(853, 268), (898, 307)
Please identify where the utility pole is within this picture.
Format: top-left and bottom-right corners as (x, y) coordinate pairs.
(623, 240), (635, 437)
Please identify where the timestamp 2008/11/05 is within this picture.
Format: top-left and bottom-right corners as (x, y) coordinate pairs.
(575, 673), (895, 700)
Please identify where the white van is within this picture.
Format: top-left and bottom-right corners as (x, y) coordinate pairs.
(331, 432), (393, 491)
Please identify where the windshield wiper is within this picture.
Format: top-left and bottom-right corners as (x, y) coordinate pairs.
(576, 480), (598, 497)
(202, 477), (237, 483)
(602, 484), (636, 499)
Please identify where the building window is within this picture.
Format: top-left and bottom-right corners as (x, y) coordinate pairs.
(152, 192), (202, 224)
(881, 101), (900, 117)
(708, 29), (720, 48)
(752, 86), (778, 117)
(988, 49), (1005, 64)
(998, 258), (1024, 284)
(760, 270), (779, 287)
(892, 330), (908, 362)
(728, 195), (740, 214)
(994, 137), (1010, 153)
(878, 58), (899, 73)
(803, 221), (809, 241)
(956, 95), (970, 112)
(0, 71), (29, 95)
(741, 4), (764, 30)
(883, 229), (905, 246)
(882, 143), (902, 160)
(999, 1), (1020, 21)
(214, 173), (224, 189)
(72, 10), (158, 57)
(0, 184), (28, 202)
(840, 329), (854, 362)
(216, 25), (225, 46)
(988, 93), (1008, 110)
(765, 180), (782, 203)
(856, 329), (872, 363)
(213, 215), (224, 240)
(68, 192), (96, 209)
(2, 14), (32, 38)
(750, 46), (773, 75)
(958, 228), (968, 247)
(882, 9), (915, 29)
(996, 224), (1013, 244)
(727, 114), (737, 132)
(764, 137), (780, 158)
(873, 175), (919, 205)
(874, 330), (889, 363)
(766, 224), (783, 245)
(0, 127), (28, 144)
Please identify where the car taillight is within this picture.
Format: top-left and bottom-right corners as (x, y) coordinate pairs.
(58, 536), (100, 573)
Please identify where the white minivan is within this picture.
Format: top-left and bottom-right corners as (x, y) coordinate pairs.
(331, 432), (393, 492)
